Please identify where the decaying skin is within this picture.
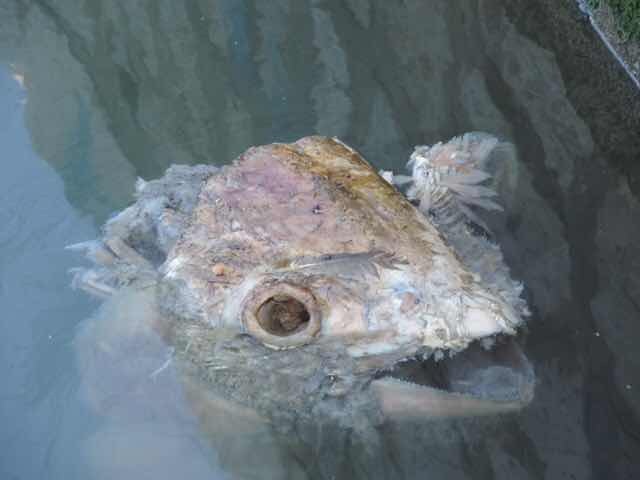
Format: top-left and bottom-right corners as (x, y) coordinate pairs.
(70, 135), (533, 435)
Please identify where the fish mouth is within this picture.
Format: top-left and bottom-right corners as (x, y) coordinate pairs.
(371, 338), (534, 419)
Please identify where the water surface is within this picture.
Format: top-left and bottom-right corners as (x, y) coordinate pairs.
(1, 1), (639, 479)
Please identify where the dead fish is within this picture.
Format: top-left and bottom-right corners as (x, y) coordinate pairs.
(69, 135), (533, 430)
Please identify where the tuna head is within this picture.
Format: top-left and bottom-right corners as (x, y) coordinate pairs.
(70, 136), (533, 424)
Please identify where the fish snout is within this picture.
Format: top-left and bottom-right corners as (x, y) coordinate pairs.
(458, 291), (520, 340)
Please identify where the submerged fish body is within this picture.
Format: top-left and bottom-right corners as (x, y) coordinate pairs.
(70, 135), (533, 430)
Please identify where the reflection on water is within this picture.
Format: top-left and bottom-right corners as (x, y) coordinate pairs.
(0, 0), (639, 478)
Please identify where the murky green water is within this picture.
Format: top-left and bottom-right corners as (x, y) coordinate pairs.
(1, 1), (639, 479)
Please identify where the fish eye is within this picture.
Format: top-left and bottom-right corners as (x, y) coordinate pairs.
(241, 282), (322, 349)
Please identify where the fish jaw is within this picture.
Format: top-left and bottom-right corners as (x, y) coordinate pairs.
(370, 338), (535, 420)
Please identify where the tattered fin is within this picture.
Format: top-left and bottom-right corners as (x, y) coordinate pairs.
(460, 195), (504, 212)
(66, 240), (117, 266)
(135, 177), (148, 195)
(457, 203), (492, 233)
(378, 170), (414, 187)
(104, 236), (155, 270)
(391, 174), (413, 185)
(69, 268), (116, 298)
(441, 169), (492, 185)
(469, 137), (499, 164)
(442, 181), (498, 199)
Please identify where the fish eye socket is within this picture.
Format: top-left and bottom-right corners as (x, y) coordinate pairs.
(256, 295), (310, 336)
(242, 282), (321, 349)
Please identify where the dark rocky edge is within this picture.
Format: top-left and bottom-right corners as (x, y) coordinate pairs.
(579, 0), (640, 88)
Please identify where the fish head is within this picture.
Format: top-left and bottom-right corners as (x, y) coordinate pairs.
(164, 137), (520, 350)
(70, 136), (533, 423)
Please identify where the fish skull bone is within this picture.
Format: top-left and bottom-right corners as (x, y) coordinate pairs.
(160, 136), (522, 357)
